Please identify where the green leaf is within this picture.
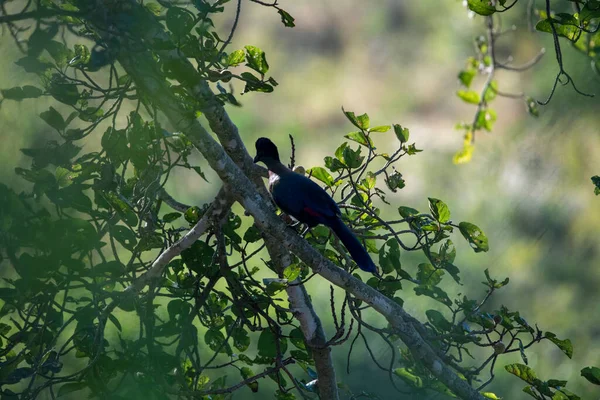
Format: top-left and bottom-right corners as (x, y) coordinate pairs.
(226, 49), (246, 67)
(166, 7), (196, 37)
(15, 56), (52, 74)
(581, 366), (600, 385)
(101, 128), (129, 165)
(428, 198), (451, 223)
(47, 77), (79, 105)
(405, 143), (422, 155)
(163, 212), (182, 223)
(1, 86), (43, 101)
(483, 80), (498, 102)
(241, 72), (273, 93)
(581, 2), (600, 23)
(342, 108), (362, 130)
(278, 9), (296, 27)
(505, 363), (537, 384)
(192, 166), (208, 182)
(283, 264), (301, 281)
(439, 240), (456, 264)
(112, 225), (137, 251)
(71, 44), (91, 66)
(258, 329), (287, 358)
(245, 45), (269, 75)
(369, 125), (391, 132)
(45, 40), (74, 67)
(394, 368), (423, 388)
(467, 0), (497, 16)
(379, 239), (401, 275)
(104, 192), (138, 226)
(360, 172), (376, 191)
(457, 90), (481, 104)
(345, 131), (373, 147)
(398, 206), (419, 218)
(592, 176), (600, 196)
(477, 108), (497, 132)
(324, 156), (345, 172)
(185, 206), (202, 224)
(108, 314), (122, 331)
(308, 167), (334, 187)
(356, 113), (370, 130)
(458, 222), (489, 252)
(342, 146), (364, 169)
(289, 328), (305, 349)
(181, 240), (215, 273)
(0, 323), (12, 336)
(145, 2), (163, 16)
(458, 69), (476, 88)
(57, 382), (88, 397)
(205, 329), (231, 355)
(453, 142), (474, 164)
(393, 124), (410, 143)
(525, 97), (539, 117)
(417, 263), (443, 286)
(232, 327), (250, 352)
(426, 310), (453, 332)
(536, 14), (580, 41)
(264, 279), (287, 295)
(243, 225), (262, 243)
(545, 332), (573, 358)
(78, 107), (103, 122)
(481, 392), (502, 400)
(385, 171), (405, 192)
(484, 268), (509, 288)
(40, 107), (66, 132)
(55, 167), (77, 188)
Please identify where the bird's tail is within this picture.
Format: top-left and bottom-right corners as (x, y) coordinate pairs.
(329, 217), (379, 274)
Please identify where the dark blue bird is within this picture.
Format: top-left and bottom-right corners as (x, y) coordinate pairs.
(253, 137), (379, 275)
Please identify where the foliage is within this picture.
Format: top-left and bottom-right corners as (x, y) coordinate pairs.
(0, 1), (597, 400)
(456, 0), (598, 163)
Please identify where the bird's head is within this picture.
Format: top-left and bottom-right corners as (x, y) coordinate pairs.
(253, 137), (280, 165)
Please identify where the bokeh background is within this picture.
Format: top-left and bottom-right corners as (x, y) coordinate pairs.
(1, 1), (600, 398)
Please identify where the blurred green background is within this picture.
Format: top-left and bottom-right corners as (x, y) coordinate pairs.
(1, 1), (600, 398)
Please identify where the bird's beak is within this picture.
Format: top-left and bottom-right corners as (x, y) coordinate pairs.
(253, 155), (261, 163)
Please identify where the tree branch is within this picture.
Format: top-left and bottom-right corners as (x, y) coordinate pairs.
(129, 187), (232, 293)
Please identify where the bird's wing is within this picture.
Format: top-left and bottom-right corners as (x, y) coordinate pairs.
(272, 173), (339, 220)
(298, 177), (339, 218)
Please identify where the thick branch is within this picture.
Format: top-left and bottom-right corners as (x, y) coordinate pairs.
(129, 187), (232, 293)
(266, 241), (339, 399)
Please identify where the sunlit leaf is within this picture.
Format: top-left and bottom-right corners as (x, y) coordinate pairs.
(459, 221), (489, 252)
(504, 363), (536, 384)
(467, 0), (496, 16)
(307, 166), (334, 187)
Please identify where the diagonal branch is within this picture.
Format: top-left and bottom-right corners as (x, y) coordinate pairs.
(128, 187), (233, 293)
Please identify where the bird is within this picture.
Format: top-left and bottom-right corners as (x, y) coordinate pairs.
(253, 137), (379, 275)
